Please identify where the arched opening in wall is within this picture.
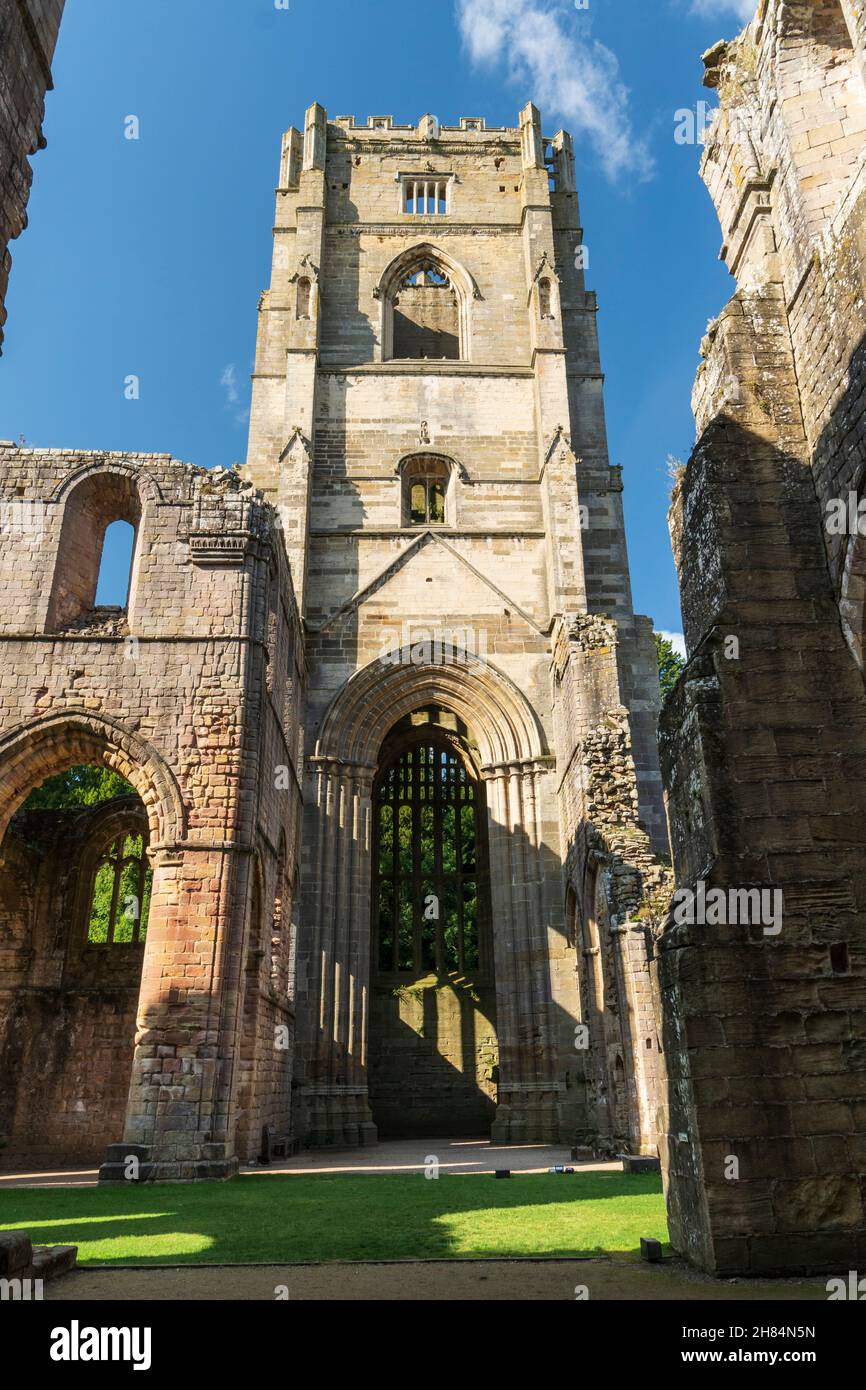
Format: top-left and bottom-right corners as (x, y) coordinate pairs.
(47, 471), (143, 632)
(0, 765), (151, 1168)
(94, 520), (136, 609)
(538, 278), (553, 319)
(296, 276), (312, 320)
(401, 454), (452, 527)
(367, 705), (498, 1138)
(391, 257), (460, 360)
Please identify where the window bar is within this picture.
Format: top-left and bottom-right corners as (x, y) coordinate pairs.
(433, 744), (443, 975)
(136, 851), (146, 944)
(107, 838), (122, 944)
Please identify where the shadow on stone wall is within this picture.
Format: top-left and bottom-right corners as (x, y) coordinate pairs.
(655, 396), (866, 1275)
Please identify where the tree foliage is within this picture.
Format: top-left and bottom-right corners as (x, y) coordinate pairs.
(24, 764), (136, 810)
(655, 632), (685, 701)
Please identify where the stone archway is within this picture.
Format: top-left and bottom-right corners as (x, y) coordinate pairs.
(298, 647), (560, 1147)
(0, 713), (184, 1170)
(0, 709), (185, 849)
(367, 711), (498, 1138)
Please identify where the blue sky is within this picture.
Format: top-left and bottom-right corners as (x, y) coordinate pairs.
(0, 0), (756, 638)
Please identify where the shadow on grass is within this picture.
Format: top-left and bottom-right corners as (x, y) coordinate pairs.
(0, 1171), (669, 1266)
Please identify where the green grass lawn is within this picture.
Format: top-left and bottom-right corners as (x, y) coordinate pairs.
(0, 1171), (668, 1265)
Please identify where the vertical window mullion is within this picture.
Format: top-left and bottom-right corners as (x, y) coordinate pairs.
(412, 749), (421, 973)
(135, 852), (146, 944)
(107, 838), (123, 945)
(433, 745), (443, 975)
(392, 776), (399, 972)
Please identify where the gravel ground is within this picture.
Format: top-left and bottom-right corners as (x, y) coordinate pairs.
(43, 1258), (829, 1302)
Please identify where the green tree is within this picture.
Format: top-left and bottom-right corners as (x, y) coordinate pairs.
(24, 764), (135, 810)
(655, 632), (685, 701)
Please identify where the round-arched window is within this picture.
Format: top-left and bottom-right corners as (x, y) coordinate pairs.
(402, 455), (451, 526)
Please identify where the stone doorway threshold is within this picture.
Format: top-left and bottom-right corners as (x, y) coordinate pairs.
(0, 1139), (622, 1188)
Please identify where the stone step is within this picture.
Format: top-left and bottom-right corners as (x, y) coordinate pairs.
(31, 1245), (78, 1281)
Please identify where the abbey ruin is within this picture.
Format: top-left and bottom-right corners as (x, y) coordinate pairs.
(1, 0), (865, 1283)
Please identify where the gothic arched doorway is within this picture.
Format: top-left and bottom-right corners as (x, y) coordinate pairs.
(368, 707), (497, 1137)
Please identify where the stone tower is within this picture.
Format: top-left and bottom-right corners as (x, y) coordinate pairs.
(246, 105), (668, 1149)
(659, 0), (866, 1275)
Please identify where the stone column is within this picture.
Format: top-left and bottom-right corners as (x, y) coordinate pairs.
(487, 757), (560, 1142)
(100, 844), (246, 1182)
(300, 758), (377, 1146)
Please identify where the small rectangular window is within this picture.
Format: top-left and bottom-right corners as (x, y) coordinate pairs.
(403, 177), (449, 215)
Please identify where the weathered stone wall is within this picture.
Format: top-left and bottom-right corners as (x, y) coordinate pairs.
(659, 0), (866, 1275)
(553, 613), (669, 1154)
(0, 447), (305, 1176)
(0, 802), (145, 1166)
(0, 0), (64, 349)
(368, 982), (498, 1138)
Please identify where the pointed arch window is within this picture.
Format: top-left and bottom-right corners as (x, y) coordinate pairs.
(87, 827), (152, 945)
(391, 256), (460, 360)
(372, 716), (491, 980)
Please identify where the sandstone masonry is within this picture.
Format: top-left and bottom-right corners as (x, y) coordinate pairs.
(658, 0), (866, 1276)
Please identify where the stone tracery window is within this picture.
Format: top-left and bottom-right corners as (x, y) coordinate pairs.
(392, 256), (460, 360)
(372, 713), (488, 979)
(87, 827), (152, 945)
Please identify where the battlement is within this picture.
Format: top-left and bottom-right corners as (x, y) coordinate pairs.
(330, 114), (513, 137)
(275, 102), (574, 197)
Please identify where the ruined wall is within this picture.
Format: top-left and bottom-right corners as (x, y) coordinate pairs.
(553, 613), (669, 1154)
(659, 0), (866, 1275)
(0, 446), (305, 1176)
(368, 983), (498, 1138)
(0, 803), (145, 1166)
(0, 0), (64, 349)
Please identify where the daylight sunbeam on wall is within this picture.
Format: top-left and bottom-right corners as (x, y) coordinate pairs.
(455, 0), (654, 181)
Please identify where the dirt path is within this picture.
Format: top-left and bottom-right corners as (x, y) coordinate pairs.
(43, 1259), (828, 1302)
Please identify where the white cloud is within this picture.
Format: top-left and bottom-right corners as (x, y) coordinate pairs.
(220, 363), (250, 427)
(456, 0), (653, 182)
(659, 630), (687, 658)
(220, 363), (240, 406)
(690, 0), (756, 22)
